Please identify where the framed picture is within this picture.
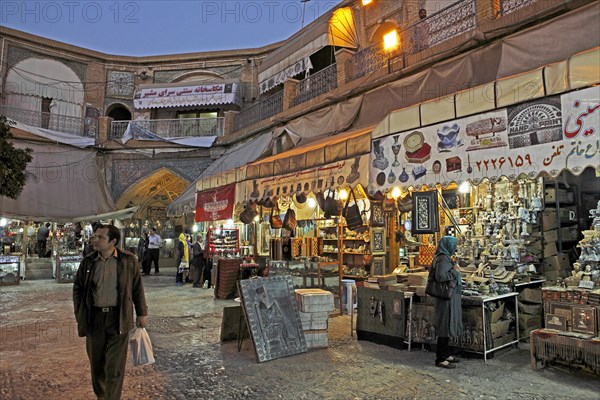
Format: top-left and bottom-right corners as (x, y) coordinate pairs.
(571, 306), (596, 335)
(371, 256), (386, 276)
(549, 302), (572, 329)
(545, 314), (567, 331)
(370, 201), (385, 227)
(411, 191), (439, 234)
(370, 228), (386, 254)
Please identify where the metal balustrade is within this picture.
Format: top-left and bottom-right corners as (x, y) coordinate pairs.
(403, 0), (477, 55)
(499, 0), (538, 16)
(233, 91), (284, 131)
(350, 43), (389, 80)
(110, 117), (224, 139)
(0, 105), (96, 137)
(294, 64), (338, 106)
(349, 0), (477, 81)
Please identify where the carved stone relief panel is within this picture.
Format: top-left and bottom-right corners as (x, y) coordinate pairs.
(106, 71), (136, 98)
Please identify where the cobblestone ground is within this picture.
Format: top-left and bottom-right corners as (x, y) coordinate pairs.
(1, 272), (599, 400)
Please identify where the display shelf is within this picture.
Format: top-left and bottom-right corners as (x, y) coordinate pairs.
(56, 254), (82, 283)
(0, 255), (20, 286)
(207, 228), (240, 256)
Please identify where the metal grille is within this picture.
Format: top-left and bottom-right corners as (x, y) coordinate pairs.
(233, 91), (284, 131)
(404, 0), (477, 55)
(110, 117), (224, 139)
(499, 0), (537, 16)
(0, 105), (95, 137)
(349, 43), (388, 81)
(294, 64), (338, 106)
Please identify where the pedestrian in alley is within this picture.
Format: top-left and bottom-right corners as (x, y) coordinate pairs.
(192, 233), (206, 288)
(432, 236), (463, 369)
(73, 224), (148, 400)
(37, 222), (51, 257)
(137, 231), (150, 275)
(147, 227), (161, 274)
(175, 232), (189, 286)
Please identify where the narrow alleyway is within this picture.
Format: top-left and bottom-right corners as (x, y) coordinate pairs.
(1, 272), (598, 400)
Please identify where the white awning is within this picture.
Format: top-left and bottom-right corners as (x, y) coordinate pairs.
(72, 207), (139, 222)
(166, 130), (275, 216)
(258, 6), (358, 94)
(134, 81), (241, 109)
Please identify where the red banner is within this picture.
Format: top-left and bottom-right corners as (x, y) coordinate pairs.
(195, 183), (235, 222)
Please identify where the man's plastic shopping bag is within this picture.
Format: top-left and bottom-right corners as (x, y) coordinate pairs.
(129, 327), (155, 366)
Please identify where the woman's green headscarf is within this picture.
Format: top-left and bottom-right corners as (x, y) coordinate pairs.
(435, 236), (457, 257)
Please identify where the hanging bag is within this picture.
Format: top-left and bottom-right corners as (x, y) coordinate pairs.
(283, 208), (297, 231)
(129, 327), (155, 366)
(425, 257), (457, 300)
(324, 189), (342, 219)
(343, 188), (364, 231)
(239, 202), (257, 224)
(270, 203), (283, 229)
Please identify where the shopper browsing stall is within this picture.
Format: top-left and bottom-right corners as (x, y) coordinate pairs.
(432, 236), (463, 369)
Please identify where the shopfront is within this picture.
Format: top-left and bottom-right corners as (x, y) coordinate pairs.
(359, 64), (599, 359)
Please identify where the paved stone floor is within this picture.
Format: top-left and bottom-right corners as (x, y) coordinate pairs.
(1, 269), (599, 400)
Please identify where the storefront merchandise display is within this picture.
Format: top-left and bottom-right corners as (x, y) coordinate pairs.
(56, 254), (83, 283)
(0, 255), (20, 285)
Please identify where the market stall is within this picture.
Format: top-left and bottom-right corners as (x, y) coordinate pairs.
(359, 71), (599, 357)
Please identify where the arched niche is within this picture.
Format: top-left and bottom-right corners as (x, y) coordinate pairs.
(115, 168), (190, 220)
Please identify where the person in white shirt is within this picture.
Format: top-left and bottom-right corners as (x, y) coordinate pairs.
(147, 228), (161, 274)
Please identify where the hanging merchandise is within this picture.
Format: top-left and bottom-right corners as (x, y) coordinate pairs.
(270, 204), (283, 229)
(239, 202), (257, 224)
(283, 208), (297, 231)
(343, 188), (364, 231)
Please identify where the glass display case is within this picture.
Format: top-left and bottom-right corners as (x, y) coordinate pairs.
(56, 254), (83, 283)
(0, 255), (20, 285)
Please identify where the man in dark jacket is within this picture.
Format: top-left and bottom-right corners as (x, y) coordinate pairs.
(73, 224), (148, 400)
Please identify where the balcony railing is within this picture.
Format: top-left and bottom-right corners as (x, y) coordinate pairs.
(233, 91), (284, 132)
(499, 0), (538, 16)
(0, 105), (96, 137)
(294, 64), (338, 106)
(403, 0), (477, 55)
(110, 117), (224, 139)
(349, 43), (388, 81)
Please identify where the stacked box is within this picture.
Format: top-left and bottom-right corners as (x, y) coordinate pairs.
(295, 289), (334, 349)
(518, 287), (543, 338)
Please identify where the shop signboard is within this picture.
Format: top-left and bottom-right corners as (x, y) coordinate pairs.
(134, 82), (240, 109)
(245, 154), (369, 203)
(369, 86), (600, 192)
(195, 183), (236, 222)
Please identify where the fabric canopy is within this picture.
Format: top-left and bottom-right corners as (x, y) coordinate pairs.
(0, 142), (116, 222)
(10, 119), (95, 148)
(165, 130), (274, 216)
(258, 6), (358, 93)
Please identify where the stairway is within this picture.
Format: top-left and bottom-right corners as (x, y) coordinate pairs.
(25, 257), (54, 280)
